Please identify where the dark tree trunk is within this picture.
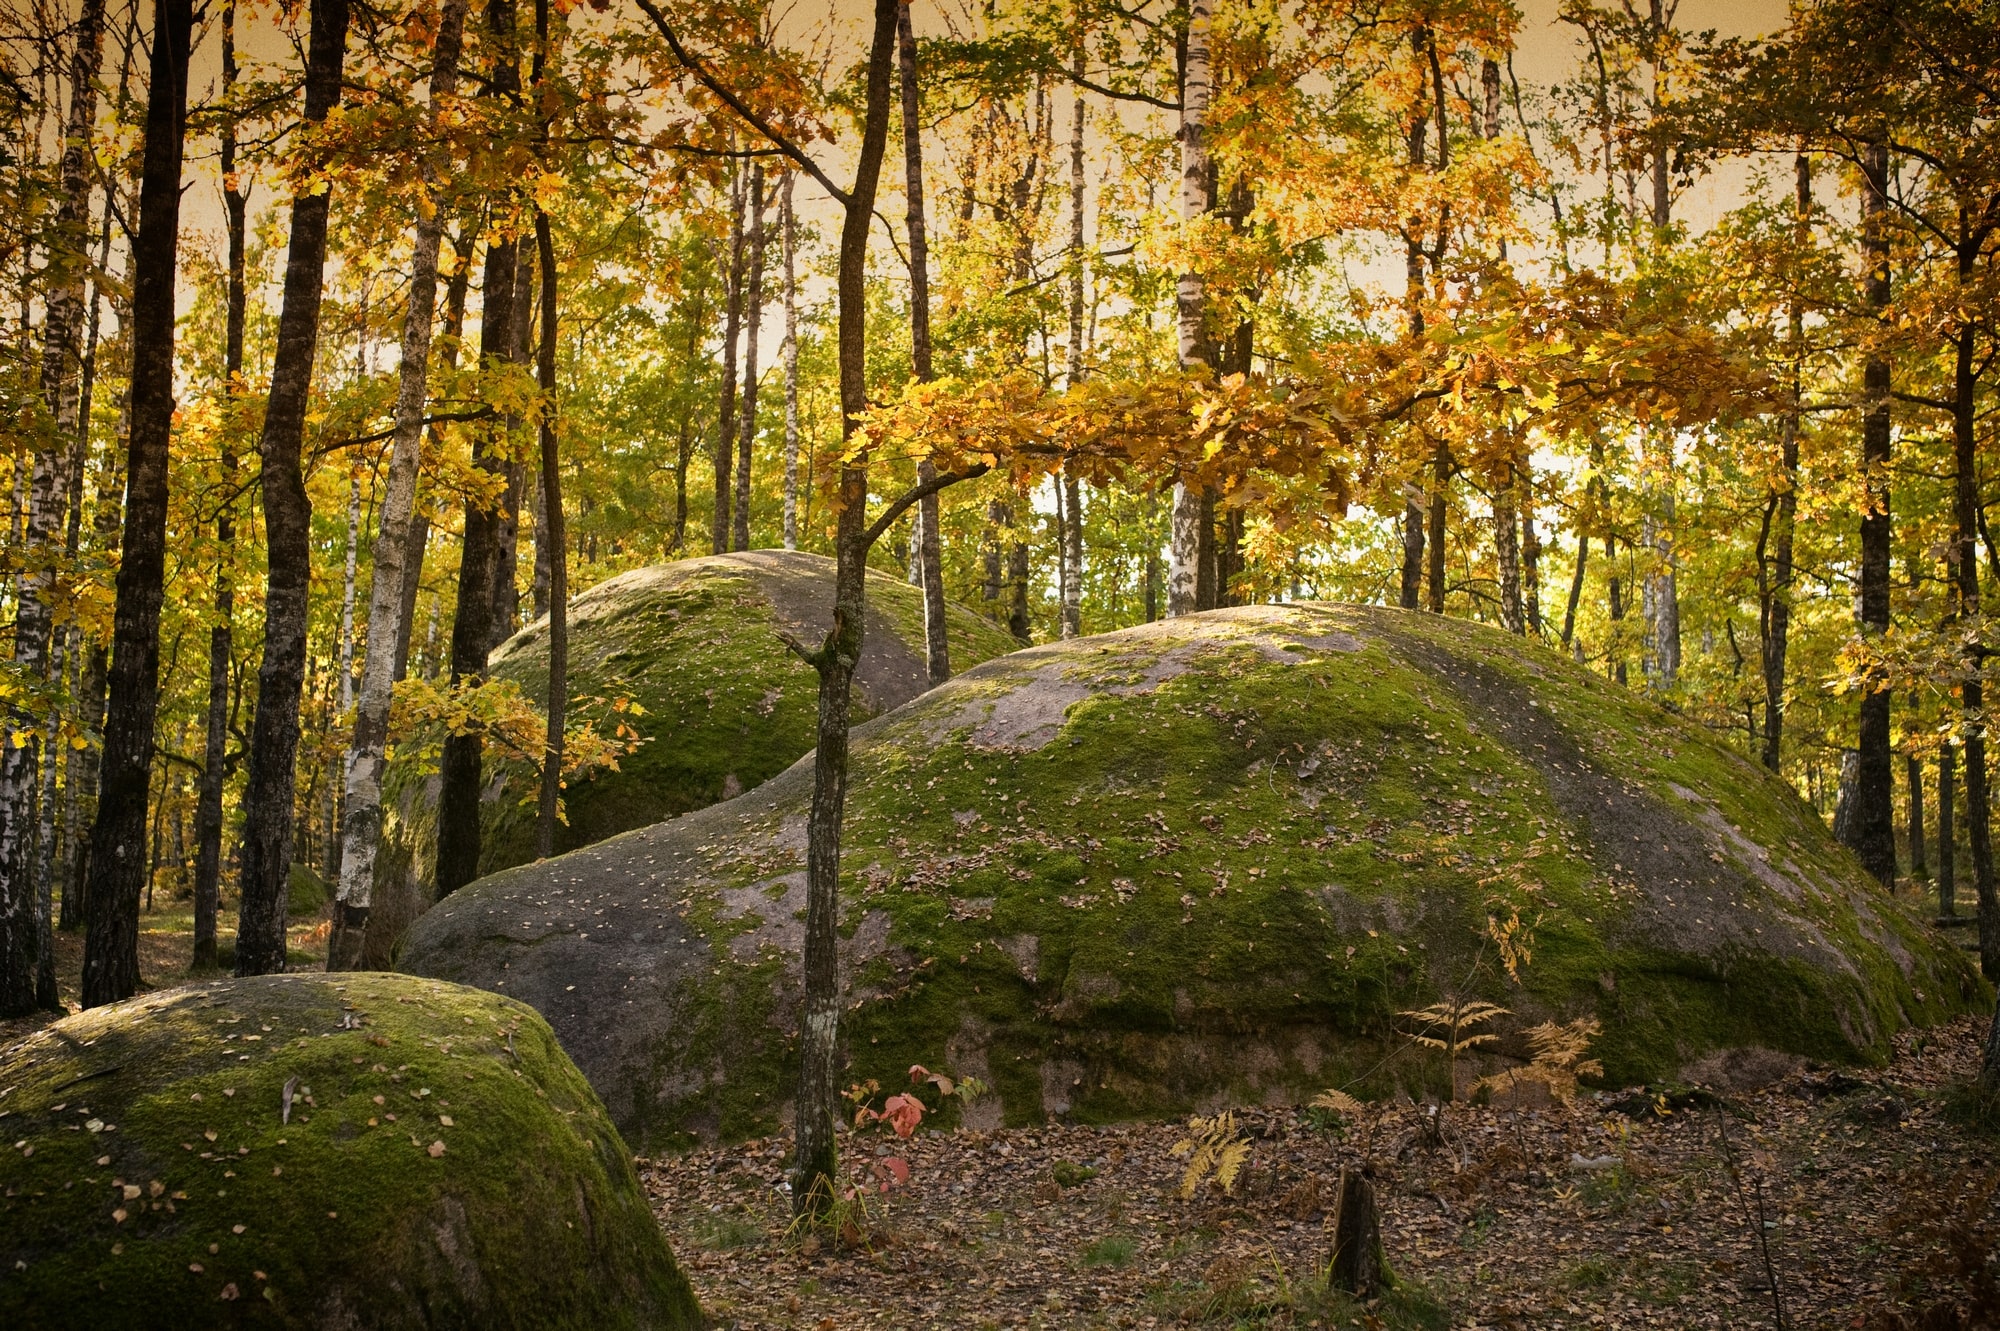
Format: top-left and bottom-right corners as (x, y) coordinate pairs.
(1426, 446), (1449, 614)
(900, 2), (950, 682)
(435, 0), (524, 900)
(1940, 744), (1957, 917)
(1008, 538), (1032, 641)
(76, 0), (196, 1008)
(1760, 160), (1807, 773)
(1950, 273), (1997, 974)
(792, 0), (902, 1215)
(1845, 138), (1897, 887)
(488, 241), (534, 653)
(230, 0), (352, 980)
(1327, 1168), (1384, 1298)
(1907, 753), (1926, 878)
(532, 206), (566, 857)
(193, 0), (248, 973)
(393, 246), (472, 690)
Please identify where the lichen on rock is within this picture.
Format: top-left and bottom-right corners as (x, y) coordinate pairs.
(0, 973), (701, 1330)
(397, 604), (1983, 1150)
(365, 550), (1020, 965)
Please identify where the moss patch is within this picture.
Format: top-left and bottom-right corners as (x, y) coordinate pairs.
(0, 973), (701, 1329)
(399, 605), (1982, 1149)
(368, 550), (1018, 965)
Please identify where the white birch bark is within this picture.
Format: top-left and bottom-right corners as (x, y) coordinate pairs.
(327, 0), (469, 969)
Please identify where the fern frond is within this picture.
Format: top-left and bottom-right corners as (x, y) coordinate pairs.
(1212, 1139), (1250, 1195)
(1310, 1089), (1363, 1114)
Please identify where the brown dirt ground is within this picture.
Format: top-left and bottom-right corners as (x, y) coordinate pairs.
(642, 1017), (2000, 1331)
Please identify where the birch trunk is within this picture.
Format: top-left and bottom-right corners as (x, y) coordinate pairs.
(1166, 0), (1212, 618)
(735, 165), (765, 552)
(327, 0), (468, 970)
(1061, 42), (1085, 640)
(780, 172), (800, 550)
(0, 0), (108, 1014)
(713, 167), (745, 553)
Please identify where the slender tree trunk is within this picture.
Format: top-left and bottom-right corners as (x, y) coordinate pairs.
(76, 0), (196, 1007)
(793, 0), (901, 1214)
(393, 236), (470, 686)
(526, 0), (565, 858)
(59, 201), (118, 935)
(434, 0), (524, 900)
(1426, 446), (1449, 613)
(1397, 42), (1430, 612)
(1907, 752), (1926, 877)
(1949, 268), (1997, 974)
(780, 172), (801, 550)
(194, 0), (248, 971)
(338, 474), (360, 715)
(533, 209), (567, 858)
(326, 0), (468, 968)
(1845, 137), (1896, 887)
(713, 166), (746, 553)
(1, 0), (108, 1013)
(735, 167), (765, 553)
(1166, 0), (1213, 618)
(899, 1), (950, 681)
(232, 0), (353, 978)
(1761, 154), (1808, 772)
(1521, 469), (1542, 636)
(1940, 744), (1957, 917)
(1493, 457), (1522, 634)
(1061, 40), (1086, 640)
(489, 239), (533, 651)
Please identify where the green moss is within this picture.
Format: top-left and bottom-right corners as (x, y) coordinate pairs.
(375, 552), (1018, 932)
(0, 973), (700, 1330)
(402, 604), (1983, 1147)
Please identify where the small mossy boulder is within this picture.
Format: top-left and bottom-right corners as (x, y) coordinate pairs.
(398, 604), (1982, 1149)
(366, 549), (1020, 964)
(0, 973), (701, 1330)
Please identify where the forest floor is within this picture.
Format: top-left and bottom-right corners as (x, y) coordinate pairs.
(0, 898), (329, 1049)
(7, 908), (1994, 1328)
(643, 1016), (2000, 1331)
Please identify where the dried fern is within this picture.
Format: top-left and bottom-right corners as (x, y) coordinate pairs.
(1309, 1088), (1364, 1115)
(1473, 1016), (1605, 1104)
(1170, 1111), (1250, 1200)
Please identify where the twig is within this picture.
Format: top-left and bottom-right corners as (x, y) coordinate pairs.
(1715, 1108), (1789, 1330)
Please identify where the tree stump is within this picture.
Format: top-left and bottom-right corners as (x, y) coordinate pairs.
(1327, 1166), (1384, 1298)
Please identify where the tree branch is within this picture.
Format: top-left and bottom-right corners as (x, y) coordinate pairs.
(629, 0), (851, 208)
(861, 463), (990, 550)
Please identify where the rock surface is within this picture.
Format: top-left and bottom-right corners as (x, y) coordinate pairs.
(0, 973), (702, 1329)
(366, 550), (1020, 964)
(398, 604), (1981, 1149)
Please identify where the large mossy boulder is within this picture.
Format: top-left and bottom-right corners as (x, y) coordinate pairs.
(398, 604), (1981, 1149)
(368, 549), (1020, 963)
(0, 973), (701, 1329)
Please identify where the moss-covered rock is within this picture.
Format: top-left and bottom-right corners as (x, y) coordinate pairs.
(367, 550), (1020, 964)
(0, 973), (701, 1329)
(397, 604), (1983, 1149)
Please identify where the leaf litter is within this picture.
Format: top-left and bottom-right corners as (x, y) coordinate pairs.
(641, 1017), (1998, 1329)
